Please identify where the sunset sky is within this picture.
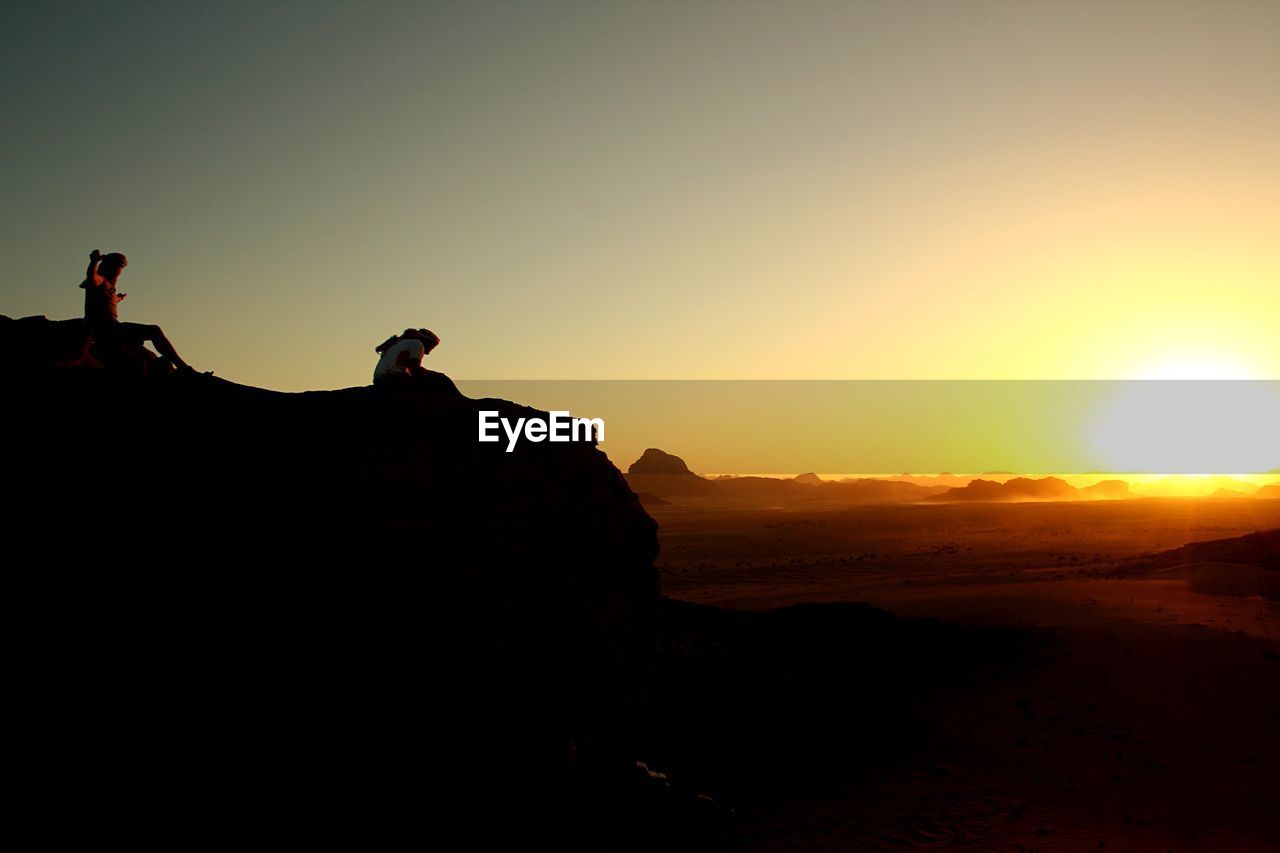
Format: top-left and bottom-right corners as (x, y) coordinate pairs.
(463, 380), (1280, 475)
(2, 1), (1277, 391)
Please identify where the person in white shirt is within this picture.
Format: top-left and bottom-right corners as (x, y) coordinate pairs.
(372, 328), (458, 395)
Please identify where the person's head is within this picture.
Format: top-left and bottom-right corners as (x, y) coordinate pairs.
(99, 252), (128, 282)
(404, 328), (441, 355)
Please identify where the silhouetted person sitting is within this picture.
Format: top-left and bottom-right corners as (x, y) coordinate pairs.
(81, 249), (195, 374)
(373, 328), (459, 395)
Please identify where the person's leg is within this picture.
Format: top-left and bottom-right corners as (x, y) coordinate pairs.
(376, 369), (424, 391)
(119, 322), (191, 371)
(87, 322), (133, 370)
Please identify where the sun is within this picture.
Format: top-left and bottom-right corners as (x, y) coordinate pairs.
(1088, 376), (1280, 474)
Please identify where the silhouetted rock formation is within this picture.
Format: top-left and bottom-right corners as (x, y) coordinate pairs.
(626, 448), (722, 498)
(1257, 484), (1280, 499)
(628, 466), (947, 505)
(625, 447), (954, 505)
(823, 478), (950, 502)
(1, 314), (97, 369)
(1082, 479), (1132, 499)
(1132, 475), (1262, 497)
(5, 331), (659, 841)
(629, 447), (697, 475)
(884, 472), (972, 487)
(1211, 487), (1249, 499)
(926, 476), (1120, 503)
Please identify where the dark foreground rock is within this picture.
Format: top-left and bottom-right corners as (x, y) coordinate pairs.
(3, 318), (1045, 847)
(554, 598), (1048, 848)
(3, 339), (658, 842)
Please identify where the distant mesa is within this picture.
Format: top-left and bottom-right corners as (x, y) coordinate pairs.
(628, 448), (695, 476)
(828, 479), (950, 502)
(982, 471), (1018, 476)
(1134, 475), (1260, 498)
(626, 448), (720, 497)
(1257, 484), (1280, 499)
(1081, 479), (1132, 499)
(887, 472), (971, 487)
(1210, 488), (1248, 499)
(927, 476), (1128, 504)
(627, 452), (948, 505)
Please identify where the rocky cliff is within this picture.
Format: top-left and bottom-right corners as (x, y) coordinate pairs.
(4, 316), (659, 841)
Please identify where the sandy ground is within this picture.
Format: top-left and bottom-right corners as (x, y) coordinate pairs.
(650, 498), (1280, 850)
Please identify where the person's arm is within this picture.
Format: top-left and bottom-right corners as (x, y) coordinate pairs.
(394, 341), (424, 369)
(83, 249), (102, 287)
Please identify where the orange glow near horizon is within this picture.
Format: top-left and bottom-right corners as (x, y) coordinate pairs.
(458, 379), (1280, 481)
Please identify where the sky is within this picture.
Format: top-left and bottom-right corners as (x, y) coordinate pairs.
(2, 0), (1278, 391)
(461, 380), (1280, 475)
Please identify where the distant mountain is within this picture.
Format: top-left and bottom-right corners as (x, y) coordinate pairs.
(1082, 479), (1132, 499)
(884, 472), (971, 487)
(716, 476), (814, 497)
(628, 448), (696, 476)
(626, 453), (946, 504)
(626, 449), (720, 497)
(825, 479), (950, 502)
(926, 476), (1129, 503)
(720, 476), (945, 502)
(1133, 475), (1260, 498)
(1257, 485), (1280, 499)
(1210, 488), (1249, 499)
